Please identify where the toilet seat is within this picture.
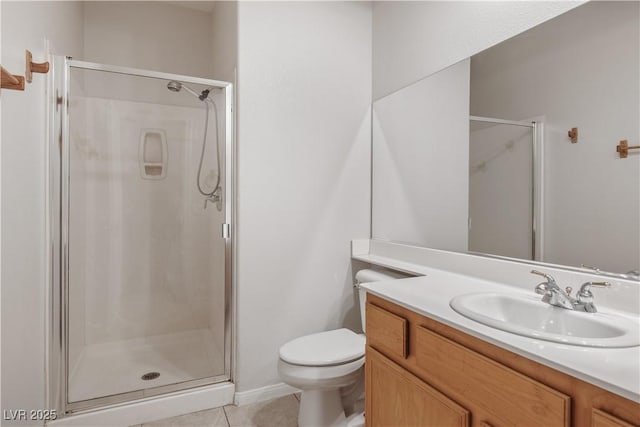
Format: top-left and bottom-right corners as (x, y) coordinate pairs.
(279, 328), (365, 367)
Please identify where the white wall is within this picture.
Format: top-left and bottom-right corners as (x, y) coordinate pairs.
(235, 1), (372, 392)
(81, 2), (216, 108)
(372, 59), (470, 251)
(83, 2), (213, 78)
(1, 2), (84, 423)
(372, 1), (583, 100)
(470, 1), (640, 273)
(210, 1), (237, 84)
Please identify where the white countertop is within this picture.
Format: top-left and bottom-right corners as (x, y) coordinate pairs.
(361, 268), (640, 403)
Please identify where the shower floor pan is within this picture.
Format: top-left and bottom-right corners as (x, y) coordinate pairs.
(68, 328), (224, 403)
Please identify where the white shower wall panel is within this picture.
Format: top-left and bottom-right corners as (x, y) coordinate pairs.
(68, 96), (225, 360)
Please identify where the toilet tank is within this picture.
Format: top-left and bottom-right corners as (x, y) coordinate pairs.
(355, 269), (409, 333)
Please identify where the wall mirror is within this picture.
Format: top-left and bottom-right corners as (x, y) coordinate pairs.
(372, 1), (639, 279)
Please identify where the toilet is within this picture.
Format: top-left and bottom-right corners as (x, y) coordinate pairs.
(278, 269), (407, 427)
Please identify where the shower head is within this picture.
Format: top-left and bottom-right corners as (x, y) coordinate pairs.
(167, 80), (211, 102)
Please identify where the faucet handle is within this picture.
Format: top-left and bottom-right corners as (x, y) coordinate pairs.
(565, 287), (573, 297)
(531, 270), (556, 284)
(577, 281), (611, 304)
(581, 281), (611, 290)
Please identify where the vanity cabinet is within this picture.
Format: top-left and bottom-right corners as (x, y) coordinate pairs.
(368, 347), (469, 426)
(365, 294), (640, 427)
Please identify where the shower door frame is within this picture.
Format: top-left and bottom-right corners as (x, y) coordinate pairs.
(47, 56), (235, 415)
(468, 115), (544, 261)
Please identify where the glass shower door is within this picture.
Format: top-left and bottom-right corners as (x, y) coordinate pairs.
(468, 118), (536, 260)
(63, 62), (232, 409)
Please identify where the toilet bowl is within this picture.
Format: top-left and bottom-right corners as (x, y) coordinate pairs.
(278, 269), (407, 427)
(279, 329), (365, 427)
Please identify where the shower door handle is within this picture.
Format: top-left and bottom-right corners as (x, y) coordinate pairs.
(221, 223), (230, 239)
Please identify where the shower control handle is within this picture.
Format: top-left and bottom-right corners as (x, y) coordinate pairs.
(204, 193), (221, 210)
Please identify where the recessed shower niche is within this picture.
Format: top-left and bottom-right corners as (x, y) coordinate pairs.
(139, 128), (168, 179)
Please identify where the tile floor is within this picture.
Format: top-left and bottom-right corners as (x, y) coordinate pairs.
(131, 394), (300, 427)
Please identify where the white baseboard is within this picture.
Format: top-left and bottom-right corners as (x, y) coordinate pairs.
(48, 382), (234, 427)
(234, 383), (300, 406)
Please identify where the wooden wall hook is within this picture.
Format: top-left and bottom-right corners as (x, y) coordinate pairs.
(26, 50), (50, 83)
(1, 66), (25, 90)
(568, 127), (578, 144)
(616, 140), (640, 158)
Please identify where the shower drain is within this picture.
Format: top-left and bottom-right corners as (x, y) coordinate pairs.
(141, 372), (160, 381)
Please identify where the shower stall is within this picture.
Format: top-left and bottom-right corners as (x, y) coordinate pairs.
(47, 57), (234, 415)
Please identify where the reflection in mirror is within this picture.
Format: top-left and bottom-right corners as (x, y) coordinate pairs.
(468, 118), (535, 261)
(470, 1), (639, 276)
(372, 1), (639, 278)
(372, 60), (470, 252)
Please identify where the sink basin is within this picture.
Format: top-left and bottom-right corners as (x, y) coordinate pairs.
(450, 292), (640, 348)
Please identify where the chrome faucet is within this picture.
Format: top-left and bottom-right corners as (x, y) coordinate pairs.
(531, 270), (611, 312)
(531, 270), (575, 310)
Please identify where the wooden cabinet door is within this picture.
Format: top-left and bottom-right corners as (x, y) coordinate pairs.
(414, 325), (571, 427)
(367, 303), (408, 359)
(592, 409), (637, 427)
(366, 347), (469, 427)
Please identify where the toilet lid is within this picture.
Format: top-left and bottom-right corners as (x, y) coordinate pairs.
(279, 328), (365, 367)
